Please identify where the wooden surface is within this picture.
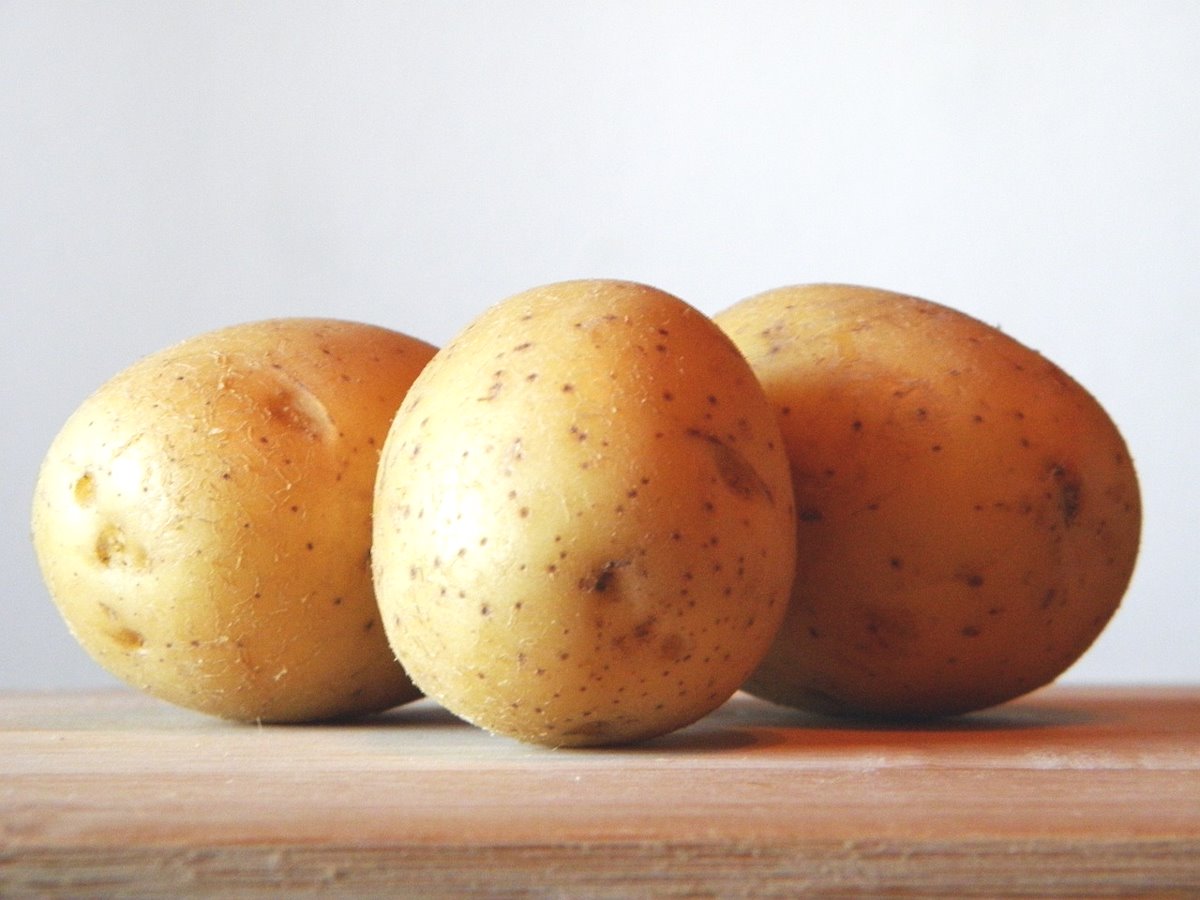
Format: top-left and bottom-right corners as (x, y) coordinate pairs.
(1, 685), (1197, 897)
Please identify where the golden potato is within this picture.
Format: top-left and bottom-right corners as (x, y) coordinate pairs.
(715, 284), (1141, 719)
(31, 318), (436, 722)
(373, 280), (796, 746)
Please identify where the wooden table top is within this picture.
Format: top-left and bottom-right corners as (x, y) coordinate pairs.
(2, 685), (1197, 897)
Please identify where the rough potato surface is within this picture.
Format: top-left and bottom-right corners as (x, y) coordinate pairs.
(373, 280), (796, 746)
(32, 319), (435, 722)
(716, 284), (1142, 719)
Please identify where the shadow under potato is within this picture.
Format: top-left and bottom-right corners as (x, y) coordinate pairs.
(269, 690), (1100, 755)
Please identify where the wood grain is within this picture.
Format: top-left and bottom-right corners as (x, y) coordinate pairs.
(2, 685), (1197, 897)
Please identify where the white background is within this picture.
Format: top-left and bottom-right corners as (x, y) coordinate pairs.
(3, 2), (1196, 690)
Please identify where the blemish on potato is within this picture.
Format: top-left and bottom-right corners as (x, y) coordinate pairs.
(254, 374), (337, 444)
(587, 559), (630, 594)
(1050, 463), (1083, 526)
(73, 473), (96, 506)
(109, 626), (146, 651)
(686, 429), (773, 503)
(94, 523), (147, 569)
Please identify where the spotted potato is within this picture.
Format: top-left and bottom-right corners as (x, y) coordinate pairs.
(715, 284), (1141, 719)
(373, 280), (796, 746)
(31, 319), (435, 722)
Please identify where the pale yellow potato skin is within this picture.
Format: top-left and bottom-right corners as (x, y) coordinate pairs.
(715, 284), (1142, 719)
(31, 319), (436, 722)
(373, 280), (796, 746)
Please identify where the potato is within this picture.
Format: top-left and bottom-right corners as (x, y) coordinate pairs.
(31, 318), (436, 722)
(714, 284), (1141, 719)
(372, 280), (796, 746)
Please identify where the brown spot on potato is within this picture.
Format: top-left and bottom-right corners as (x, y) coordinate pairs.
(109, 626), (145, 651)
(585, 559), (631, 594)
(94, 524), (147, 569)
(73, 473), (96, 506)
(1051, 463), (1083, 526)
(633, 617), (657, 641)
(854, 602), (918, 651)
(687, 429), (773, 503)
(230, 367), (338, 444)
(662, 633), (691, 662)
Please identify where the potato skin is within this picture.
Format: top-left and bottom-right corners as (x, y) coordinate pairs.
(715, 284), (1141, 719)
(373, 280), (796, 746)
(31, 319), (436, 722)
